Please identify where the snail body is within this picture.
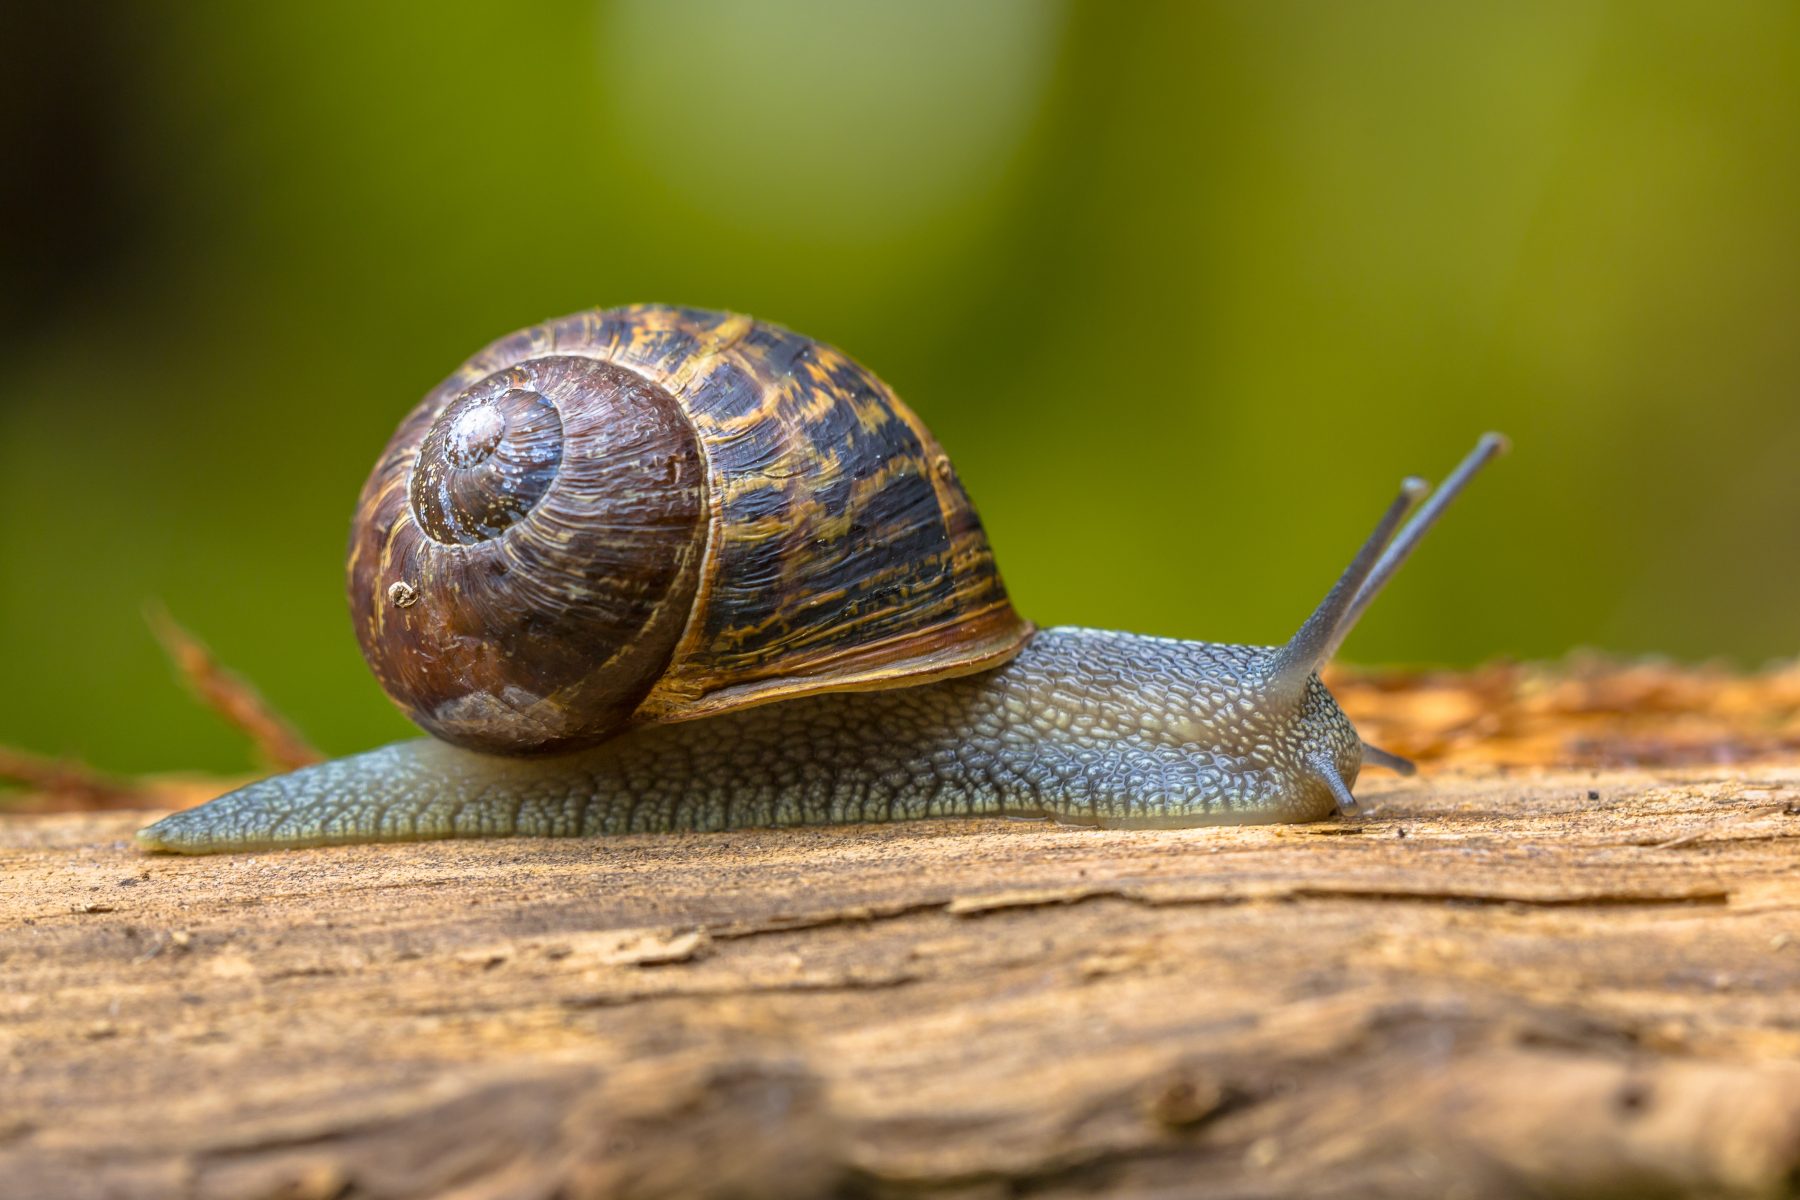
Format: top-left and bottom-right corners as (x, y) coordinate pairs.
(139, 306), (1504, 854)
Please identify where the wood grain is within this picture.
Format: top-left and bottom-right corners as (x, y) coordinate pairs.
(5, 758), (1800, 1198)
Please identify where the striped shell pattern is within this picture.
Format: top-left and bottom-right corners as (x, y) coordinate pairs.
(348, 304), (1033, 754)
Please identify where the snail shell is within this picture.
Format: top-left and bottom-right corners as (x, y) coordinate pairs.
(348, 304), (1033, 755)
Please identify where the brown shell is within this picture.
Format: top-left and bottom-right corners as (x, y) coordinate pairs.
(348, 304), (1033, 754)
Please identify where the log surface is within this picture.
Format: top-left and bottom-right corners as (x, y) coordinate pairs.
(5, 756), (1800, 1199)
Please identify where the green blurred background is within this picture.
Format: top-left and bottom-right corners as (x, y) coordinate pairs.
(2, 0), (1796, 776)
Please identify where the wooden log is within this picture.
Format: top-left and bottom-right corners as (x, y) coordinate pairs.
(4, 756), (1799, 1198)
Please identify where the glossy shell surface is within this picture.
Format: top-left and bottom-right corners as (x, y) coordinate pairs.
(349, 304), (1032, 753)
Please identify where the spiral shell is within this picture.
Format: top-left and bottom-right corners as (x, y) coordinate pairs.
(348, 304), (1032, 754)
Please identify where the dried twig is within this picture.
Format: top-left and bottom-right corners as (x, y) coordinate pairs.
(144, 603), (324, 771)
(0, 747), (142, 809)
(1, 607), (319, 814)
(0, 747), (235, 814)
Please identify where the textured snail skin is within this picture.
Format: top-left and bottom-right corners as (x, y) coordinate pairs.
(136, 628), (1361, 854)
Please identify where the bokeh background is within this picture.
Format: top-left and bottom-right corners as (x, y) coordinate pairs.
(2, 0), (1796, 776)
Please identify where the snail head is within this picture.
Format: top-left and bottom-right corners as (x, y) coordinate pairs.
(1260, 433), (1510, 809)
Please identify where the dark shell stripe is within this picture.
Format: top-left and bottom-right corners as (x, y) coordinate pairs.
(546, 305), (1030, 722)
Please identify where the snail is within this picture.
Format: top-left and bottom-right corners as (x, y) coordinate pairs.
(138, 305), (1504, 855)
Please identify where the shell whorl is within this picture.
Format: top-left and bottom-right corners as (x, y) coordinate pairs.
(350, 355), (706, 754)
(349, 304), (1032, 755)
(410, 385), (564, 545)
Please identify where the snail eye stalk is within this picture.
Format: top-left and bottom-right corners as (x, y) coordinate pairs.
(1265, 433), (1509, 708)
(1264, 479), (1425, 708)
(1340, 433), (1509, 637)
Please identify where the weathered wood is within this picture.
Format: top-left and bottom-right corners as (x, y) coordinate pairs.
(4, 756), (1799, 1198)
